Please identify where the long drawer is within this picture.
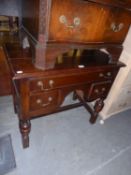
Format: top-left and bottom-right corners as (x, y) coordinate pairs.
(29, 69), (116, 92)
(49, 0), (131, 43)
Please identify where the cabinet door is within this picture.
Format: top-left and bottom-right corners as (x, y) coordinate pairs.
(49, 0), (109, 43)
(49, 0), (130, 43)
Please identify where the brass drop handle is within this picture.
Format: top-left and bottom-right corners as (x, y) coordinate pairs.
(111, 22), (124, 32)
(95, 89), (99, 93)
(102, 87), (106, 91)
(59, 15), (81, 29)
(99, 72), (112, 78)
(107, 72), (111, 77)
(36, 97), (53, 107)
(99, 73), (104, 77)
(49, 80), (54, 88)
(37, 81), (44, 91)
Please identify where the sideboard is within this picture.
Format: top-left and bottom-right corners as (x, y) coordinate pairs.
(4, 0), (131, 148)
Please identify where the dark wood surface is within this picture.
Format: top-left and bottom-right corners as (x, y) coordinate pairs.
(0, 32), (19, 96)
(0, 47), (11, 96)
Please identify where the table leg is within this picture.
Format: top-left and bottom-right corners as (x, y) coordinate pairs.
(19, 120), (31, 148)
(89, 98), (104, 124)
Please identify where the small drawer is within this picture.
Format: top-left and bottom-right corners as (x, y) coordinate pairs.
(29, 90), (59, 112)
(87, 81), (112, 101)
(103, 8), (131, 43)
(29, 70), (115, 92)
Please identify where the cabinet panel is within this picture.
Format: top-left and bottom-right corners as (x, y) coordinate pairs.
(103, 8), (131, 43)
(49, 0), (130, 43)
(0, 47), (11, 96)
(49, 0), (108, 42)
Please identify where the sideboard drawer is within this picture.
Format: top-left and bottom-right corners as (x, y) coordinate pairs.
(49, 0), (130, 43)
(29, 70), (115, 92)
(29, 90), (59, 112)
(103, 8), (131, 43)
(87, 81), (112, 101)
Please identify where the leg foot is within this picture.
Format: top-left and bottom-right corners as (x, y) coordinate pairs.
(89, 98), (104, 124)
(19, 120), (31, 148)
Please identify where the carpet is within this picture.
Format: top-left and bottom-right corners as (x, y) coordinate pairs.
(0, 134), (16, 175)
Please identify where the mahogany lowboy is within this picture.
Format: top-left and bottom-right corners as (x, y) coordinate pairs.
(4, 0), (131, 148)
(5, 43), (124, 148)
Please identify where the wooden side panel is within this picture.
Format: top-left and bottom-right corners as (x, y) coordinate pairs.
(0, 47), (11, 96)
(22, 0), (40, 39)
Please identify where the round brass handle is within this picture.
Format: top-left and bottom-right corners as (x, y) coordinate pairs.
(36, 99), (42, 104)
(102, 87), (106, 91)
(49, 80), (54, 88)
(111, 22), (124, 32)
(59, 15), (81, 29)
(73, 17), (81, 26)
(36, 97), (53, 107)
(37, 81), (44, 90)
(107, 72), (111, 76)
(95, 89), (99, 93)
(99, 73), (104, 77)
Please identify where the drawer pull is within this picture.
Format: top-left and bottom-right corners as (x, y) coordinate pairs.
(37, 81), (44, 91)
(59, 15), (80, 29)
(99, 72), (112, 79)
(111, 22), (124, 32)
(102, 87), (106, 91)
(99, 73), (104, 77)
(95, 89), (99, 93)
(107, 72), (111, 77)
(49, 80), (54, 88)
(36, 97), (53, 107)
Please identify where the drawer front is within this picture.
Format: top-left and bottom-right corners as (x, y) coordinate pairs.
(103, 8), (131, 43)
(29, 90), (59, 112)
(49, 0), (130, 43)
(29, 70), (116, 92)
(87, 81), (112, 101)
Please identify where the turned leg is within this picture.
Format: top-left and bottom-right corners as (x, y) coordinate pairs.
(89, 98), (104, 124)
(19, 120), (31, 148)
